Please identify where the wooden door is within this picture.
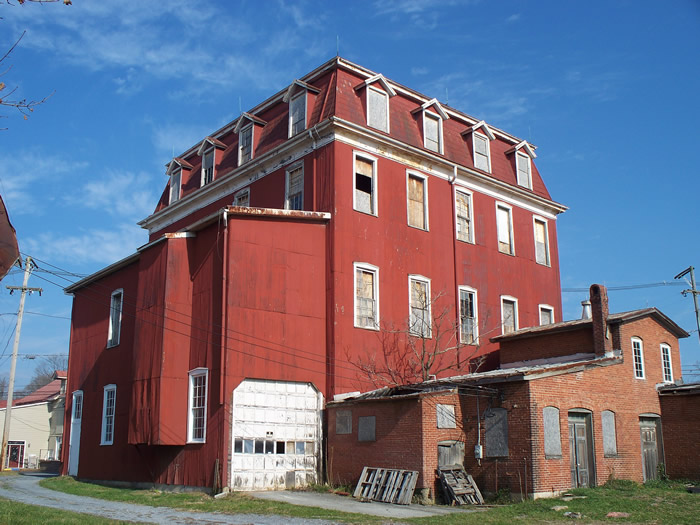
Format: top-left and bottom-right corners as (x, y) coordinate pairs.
(568, 414), (594, 488)
(640, 419), (660, 481)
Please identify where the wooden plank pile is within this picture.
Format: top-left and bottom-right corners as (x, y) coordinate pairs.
(353, 466), (419, 505)
(437, 466), (484, 505)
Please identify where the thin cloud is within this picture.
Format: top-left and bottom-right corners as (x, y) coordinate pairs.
(506, 13), (521, 23)
(74, 171), (157, 221)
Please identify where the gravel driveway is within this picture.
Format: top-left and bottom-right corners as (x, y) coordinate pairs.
(0, 473), (337, 525)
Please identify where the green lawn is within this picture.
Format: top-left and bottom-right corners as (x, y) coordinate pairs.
(39, 476), (700, 524)
(0, 496), (136, 524)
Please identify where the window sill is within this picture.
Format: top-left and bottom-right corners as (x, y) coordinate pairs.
(106, 342), (120, 349)
(100, 442), (113, 446)
(353, 208), (378, 218)
(407, 224), (429, 232)
(498, 249), (515, 256)
(545, 455), (563, 460)
(535, 261), (551, 267)
(456, 238), (475, 245)
(354, 324), (380, 332)
(187, 439), (206, 445)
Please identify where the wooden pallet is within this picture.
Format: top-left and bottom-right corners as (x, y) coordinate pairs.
(353, 467), (419, 505)
(437, 466), (484, 505)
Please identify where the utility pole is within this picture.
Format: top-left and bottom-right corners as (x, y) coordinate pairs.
(0, 257), (41, 469)
(675, 266), (700, 345)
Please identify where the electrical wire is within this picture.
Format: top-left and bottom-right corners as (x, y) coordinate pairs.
(562, 281), (685, 293)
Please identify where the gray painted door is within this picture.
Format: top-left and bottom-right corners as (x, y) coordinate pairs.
(640, 419), (660, 481)
(568, 414), (594, 488)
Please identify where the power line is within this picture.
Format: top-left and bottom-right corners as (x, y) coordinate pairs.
(562, 281), (685, 293)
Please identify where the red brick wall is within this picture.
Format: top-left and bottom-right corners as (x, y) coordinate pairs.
(499, 326), (594, 365)
(659, 392), (700, 479)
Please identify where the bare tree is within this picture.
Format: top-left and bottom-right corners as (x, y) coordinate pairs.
(24, 354), (67, 393)
(347, 291), (496, 389)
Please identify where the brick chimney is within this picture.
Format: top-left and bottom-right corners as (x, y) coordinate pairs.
(590, 284), (611, 356)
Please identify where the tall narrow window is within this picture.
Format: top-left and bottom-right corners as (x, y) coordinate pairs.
(289, 92), (306, 136)
(188, 368), (208, 443)
(409, 276), (431, 338)
(496, 204), (514, 255)
(660, 344), (673, 383)
(107, 289), (123, 347)
(101, 385), (116, 445)
(201, 148), (214, 186)
(407, 173), (428, 230)
(501, 296), (518, 334)
(632, 337), (645, 379)
(459, 287), (477, 344)
(169, 169), (181, 204)
(534, 218), (550, 266)
(239, 125), (253, 164)
(455, 190), (473, 243)
(285, 165), (304, 210)
(516, 152), (532, 189)
(473, 132), (491, 172)
(367, 87), (389, 132)
(424, 112), (442, 153)
(354, 263), (379, 329)
(354, 154), (376, 215)
(539, 305), (554, 325)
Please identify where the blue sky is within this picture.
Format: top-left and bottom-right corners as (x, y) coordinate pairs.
(0, 0), (698, 389)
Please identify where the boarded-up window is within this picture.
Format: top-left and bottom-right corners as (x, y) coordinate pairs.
(424, 113), (441, 152)
(539, 305), (554, 326)
(517, 152), (531, 188)
(336, 410), (352, 435)
(358, 416), (376, 442)
(459, 288), (477, 344)
(355, 265), (378, 328)
(474, 132), (490, 172)
(602, 410), (617, 457)
(534, 218), (549, 265)
(354, 157), (375, 214)
(484, 407), (508, 457)
(437, 404), (456, 429)
(239, 125), (252, 164)
(501, 298), (517, 334)
(543, 406), (562, 458)
(368, 88), (388, 132)
(409, 276), (431, 337)
(286, 166), (303, 210)
(455, 190), (472, 242)
(438, 441), (465, 468)
(408, 174), (427, 229)
(496, 205), (513, 254)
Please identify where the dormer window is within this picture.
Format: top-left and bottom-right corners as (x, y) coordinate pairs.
(169, 168), (181, 204)
(239, 125), (252, 164)
(201, 148), (214, 186)
(412, 99), (449, 155)
(289, 92), (306, 137)
(166, 157), (193, 206)
(367, 87), (389, 132)
(506, 140), (537, 190)
(474, 133), (491, 172)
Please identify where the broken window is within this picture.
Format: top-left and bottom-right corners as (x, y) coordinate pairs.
(285, 165), (304, 210)
(354, 263), (378, 329)
(201, 148), (214, 186)
(501, 297), (518, 334)
(407, 173), (427, 230)
(534, 218), (550, 266)
(602, 410), (618, 457)
(354, 155), (376, 215)
(516, 151), (532, 189)
(473, 132), (491, 172)
(484, 407), (508, 457)
(632, 337), (645, 379)
(437, 404), (456, 429)
(234, 189), (250, 207)
(660, 344), (673, 383)
(543, 406), (562, 458)
(336, 410), (352, 435)
(358, 416), (376, 442)
(496, 204), (514, 255)
(409, 276), (431, 338)
(367, 86), (389, 132)
(455, 190), (473, 243)
(459, 287), (477, 344)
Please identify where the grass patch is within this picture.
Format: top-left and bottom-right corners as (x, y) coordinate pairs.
(41, 476), (700, 525)
(0, 496), (134, 524)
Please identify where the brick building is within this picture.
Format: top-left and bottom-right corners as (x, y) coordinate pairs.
(327, 285), (690, 499)
(658, 383), (700, 480)
(61, 57), (567, 491)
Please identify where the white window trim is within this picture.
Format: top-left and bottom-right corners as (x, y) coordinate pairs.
(71, 390), (83, 421)
(408, 274), (432, 338)
(285, 163), (304, 210)
(454, 187), (474, 243)
(500, 295), (519, 335)
(234, 188), (250, 207)
(169, 168), (181, 205)
(238, 124), (254, 165)
(660, 344), (673, 383)
(422, 110), (443, 154)
(472, 131), (492, 173)
(533, 216), (551, 266)
(100, 384), (116, 446)
(458, 285), (478, 344)
(200, 147), (215, 187)
(406, 170), (429, 231)
(538, 304), (555, 325)
(353, 262), (380, 330)
(353, 151), (378, 216)
(496, 202), (515, 255)
(107, 288), (123, 348)
(187, 368), (209, 443)
(632, 337), (645, 379)
(367, 85), (390, 133)
(288, 91), (307, 137)
(516, 151), (532, 189)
